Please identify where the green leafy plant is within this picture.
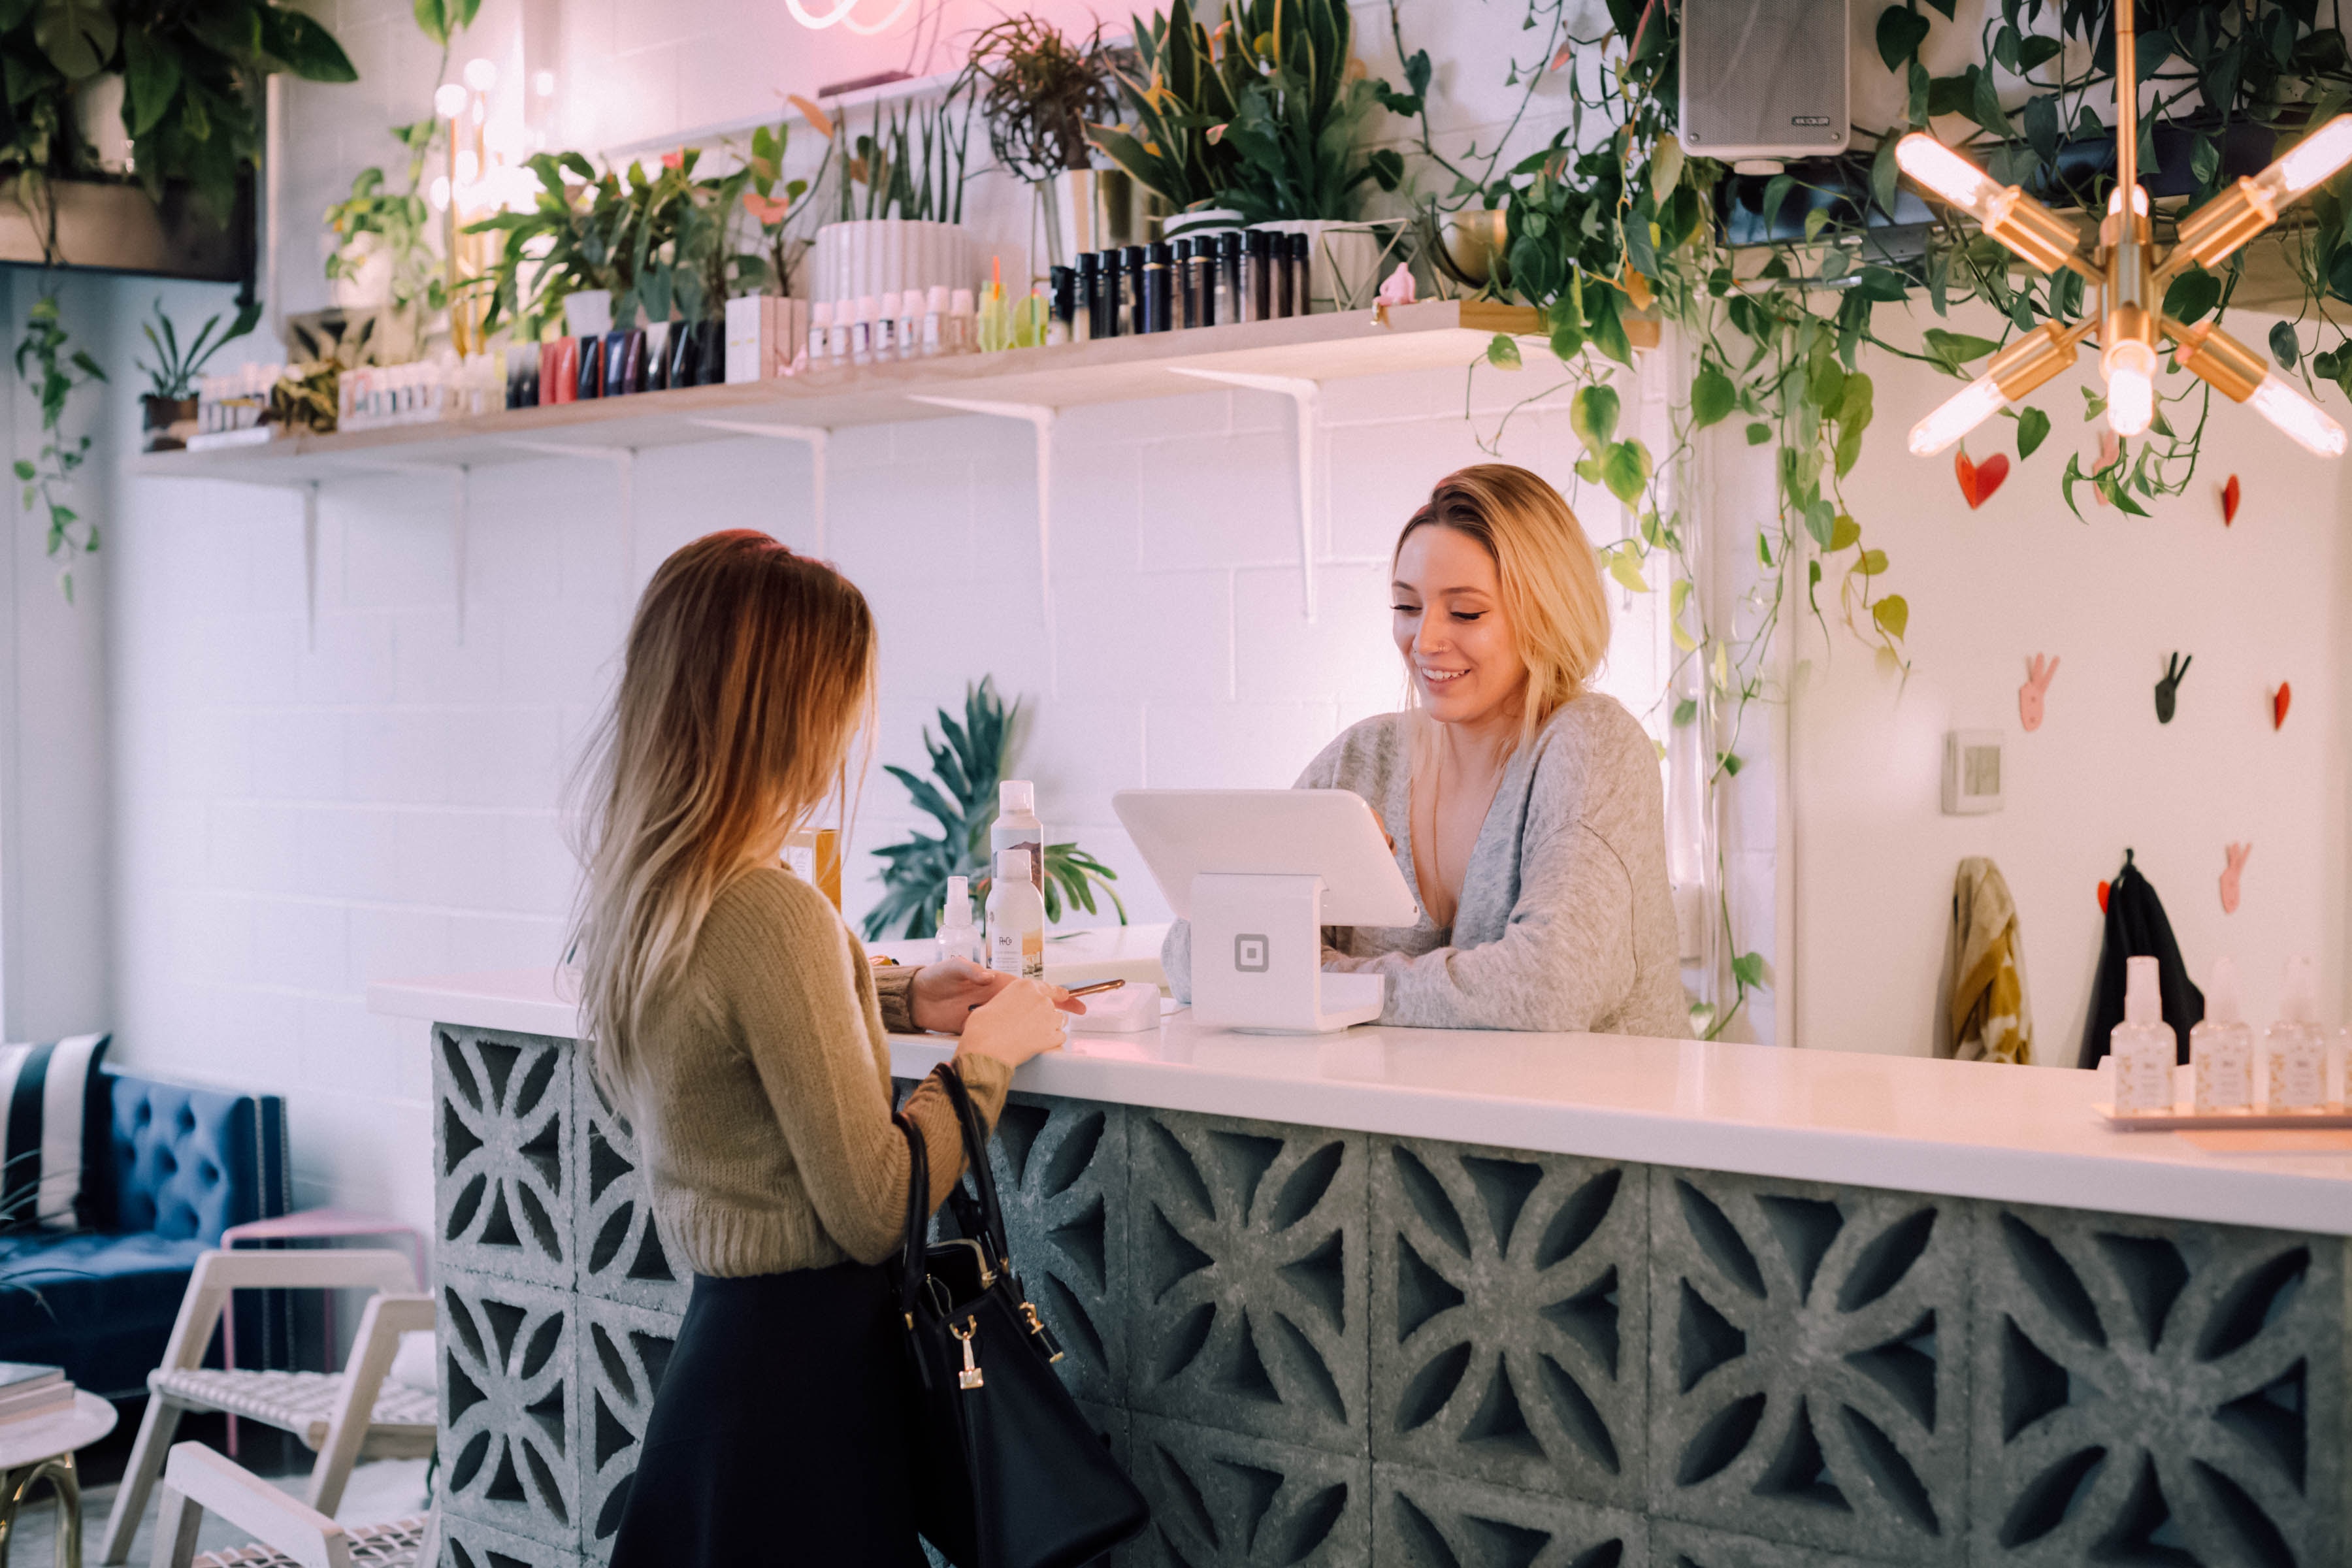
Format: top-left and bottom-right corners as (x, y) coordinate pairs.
(866, 679), (1126, 941)
(14, 293), (103, 601)
(470, 150), (708, 336)
(820, 85), (973, 223)
(959, 13), (1123, 181)
(1092, 0), (1405, 220)
(134, 294), (261, 399)
(323, 120), (444, 327)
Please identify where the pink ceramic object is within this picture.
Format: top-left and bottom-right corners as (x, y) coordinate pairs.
(2221, 841), (2252, 915)
(2019, 653), (2058, 732)
(1375, 263), (1417, 308)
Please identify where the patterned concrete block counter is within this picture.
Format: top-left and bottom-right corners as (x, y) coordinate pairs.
(374, 970), (2352, 1567)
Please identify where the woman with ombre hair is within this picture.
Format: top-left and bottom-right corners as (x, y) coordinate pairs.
(571, 531), (1079, 1564)
(1166, 463), (1688, 1036)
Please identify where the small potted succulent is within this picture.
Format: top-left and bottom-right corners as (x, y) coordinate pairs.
(135, 295), (261, 451)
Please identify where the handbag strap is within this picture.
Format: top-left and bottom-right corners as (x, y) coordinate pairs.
(891, 1109), (930, 1320)
(929, 1063), (1011, 1271)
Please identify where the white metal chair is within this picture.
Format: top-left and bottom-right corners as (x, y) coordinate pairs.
(148, 1443), (432, 1568)
(100, 1250), (435, 1565)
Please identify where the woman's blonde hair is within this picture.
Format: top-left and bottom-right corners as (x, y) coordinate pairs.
(569, 530), (876, 1093)
(1396, 463), (1611, 749)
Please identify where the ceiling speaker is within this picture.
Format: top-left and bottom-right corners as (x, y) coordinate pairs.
(1679, 0), (1850, 160)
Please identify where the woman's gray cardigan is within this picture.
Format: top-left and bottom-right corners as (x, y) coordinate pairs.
(1162, 695), (1691, 1037)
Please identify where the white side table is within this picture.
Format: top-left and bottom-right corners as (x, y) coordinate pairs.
(0, 1393), (117, 1567)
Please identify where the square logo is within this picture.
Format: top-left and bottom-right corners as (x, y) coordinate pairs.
(1234, 934), (1269, 973)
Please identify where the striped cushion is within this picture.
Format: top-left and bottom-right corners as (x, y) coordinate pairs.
(0, 1034), (109, 1232)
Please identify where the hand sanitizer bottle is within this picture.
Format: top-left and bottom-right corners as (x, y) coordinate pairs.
(990, 780), (1043, 893)
(2266, 955), (2329, 1111)
(2192, 956), (2255, 1113)
(935, 875), (984, 966)
(2112, 955), (2177, 1113)
(987, 849), (1045, 979)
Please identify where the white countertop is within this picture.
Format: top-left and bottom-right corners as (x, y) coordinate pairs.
(370, 966), (2352, 1237)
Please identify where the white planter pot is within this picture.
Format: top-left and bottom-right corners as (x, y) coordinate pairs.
(811, 220), (977, 309)
(1251, 219), (1401, 312)
(563, 289), (614, 338)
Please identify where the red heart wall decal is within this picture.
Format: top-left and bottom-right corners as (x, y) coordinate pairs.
(2097, 879), (2111, 913)
(2274, 681), (2291, 730)
(1967, 452), (2009, 508)
(1953, 448), (1978, 507)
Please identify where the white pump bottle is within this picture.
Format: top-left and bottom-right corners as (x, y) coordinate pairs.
(2112, 955), (2178, 1113)
(2192, 957), (2255, 1113)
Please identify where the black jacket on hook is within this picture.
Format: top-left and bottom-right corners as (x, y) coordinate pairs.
(2078, 849), (2206, 1068)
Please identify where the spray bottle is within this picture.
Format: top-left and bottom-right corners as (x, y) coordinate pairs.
(2112, 955), (2177, 1113)
(992, 781), (1043, 893)
(987, 849), (1045, 979)
(2192, 956), (2255, 1112)
(2266, 955), (2329, 1111)
(935, 875), (984, 967)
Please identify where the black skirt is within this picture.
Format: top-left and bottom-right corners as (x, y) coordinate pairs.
(610, 1262), (929, 1567)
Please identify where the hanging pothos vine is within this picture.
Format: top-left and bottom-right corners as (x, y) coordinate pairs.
(1384, 0), (2352, 1036)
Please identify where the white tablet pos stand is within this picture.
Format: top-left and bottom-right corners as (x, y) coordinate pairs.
(1113, 789), (1420, 1034)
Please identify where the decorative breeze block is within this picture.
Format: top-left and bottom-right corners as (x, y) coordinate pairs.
(440, 1512), (576, 1568)
(1652, 1518), (1907, 1567)
(1369, 1138), (1648, 1508)
(437, 1029), (574, 1289)
(440, 1267), (580, 1550)
(986, 1093), (1130, 1406)
(1646, 1168), (1970, 1564)
(1373, 1460), (1646, 1567)
(575, 1068), (689, 1315)
(1127, 1110), (1367, 1453)
(578, 1294), (682, 1561)
(1967, 1201), (2347, 1568)
(1129, 1413), (1370, 1567)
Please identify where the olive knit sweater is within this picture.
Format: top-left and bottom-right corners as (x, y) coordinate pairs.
(617, 865), (1013, 1277)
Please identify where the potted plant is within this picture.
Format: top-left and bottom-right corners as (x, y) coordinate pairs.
(804, 86), (977, 306)
(958, 15), (1123, 267)
(866, 679), (1124, 941)
(134, 295), (261, 451)
(470, 150), (703, 337)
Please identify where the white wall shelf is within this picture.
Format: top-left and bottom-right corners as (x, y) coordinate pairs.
(127, 301), (1565, 487)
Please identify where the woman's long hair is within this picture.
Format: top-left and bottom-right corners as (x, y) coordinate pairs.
(568, 531), (876, 1094)
(1394, 463), (1612, 751)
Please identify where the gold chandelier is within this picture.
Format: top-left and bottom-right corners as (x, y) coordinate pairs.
(1900, 3), (2352, 459)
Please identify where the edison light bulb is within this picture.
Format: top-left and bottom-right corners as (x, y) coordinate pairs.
(463, 57), (498, 91)
(433, 83), (468, 118)
(1895, 133), (2001, 216)
(2276, 116), (2352, 197)
(1909, 376), (2006, 455)
(429, 175), (451, 211)
(2247, 374), (2349, 457)
(2104, 340), (2158, 437)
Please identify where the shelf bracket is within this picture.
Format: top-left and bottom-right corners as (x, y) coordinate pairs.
(1168, 367), (1323, 620)
(300, 482), (319, 653)
(906, 397), (1060, 693)
(507, 440), (637, 587)
(690, 421), (831, 555)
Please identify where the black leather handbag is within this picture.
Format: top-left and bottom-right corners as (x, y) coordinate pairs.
(893, 1066), (1149, 1568)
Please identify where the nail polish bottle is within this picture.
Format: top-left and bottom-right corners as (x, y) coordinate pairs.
(1143, 242), (1172, 335)
(923, 285), (949, 356)
(1074, 252), (1098, 344)
(1123, 244), (1149, 336)
(875, 290), (900, 360)
(851, 295), (876, 366)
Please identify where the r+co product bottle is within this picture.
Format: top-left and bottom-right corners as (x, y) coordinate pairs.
(991, 779), (1043, 892)
(1143, 242), (1173, 334)
(2110, 955), (2178, 1114)
(2266, 955), (2330, 1111)
(936, 875), (984, 966)
(2192, 956), (2255, 1113)
(1124, 244), (1149, 336)
(987, 849), (1045, 980)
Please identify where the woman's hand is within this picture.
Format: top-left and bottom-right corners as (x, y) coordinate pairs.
(956, 977), (1072, 1070)
(910, 958), (1081, 1035)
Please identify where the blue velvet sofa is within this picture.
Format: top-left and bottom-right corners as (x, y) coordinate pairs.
(0, 1070), (290, 1396)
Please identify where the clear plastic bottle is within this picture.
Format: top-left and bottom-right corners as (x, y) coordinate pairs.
(2192, 956), (2255, 1112)
(896, 291), (921, 361)
(936, 875), (985, 966)
(875, 290), (900, 360)
(2266, 955), (2330, 1111)
(990, 780), (1043, 893)
(987, 849), (1045, 980)
(2112, 955), (2178, 1113)
(949, 287), (977, 354)
(923, 286), (948, 357)
(851, 294), (877, 366)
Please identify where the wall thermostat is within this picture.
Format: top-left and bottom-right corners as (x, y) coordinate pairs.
(1942, 730), (2004, 815)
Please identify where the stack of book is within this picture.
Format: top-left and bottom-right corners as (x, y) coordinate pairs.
(0, 1363), (73, 1424)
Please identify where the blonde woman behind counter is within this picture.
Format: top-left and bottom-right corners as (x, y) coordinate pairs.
(1166, 464), (1688, 1037)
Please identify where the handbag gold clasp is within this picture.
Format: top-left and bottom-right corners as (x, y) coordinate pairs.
(952, 1315), (984, 1390)
(1021, 1300), (1066, 1364)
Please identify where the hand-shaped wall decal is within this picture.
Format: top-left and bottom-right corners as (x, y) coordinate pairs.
(2272, 681), (2291, 730)
(2155, 652), (2191, 723)
(2221, 841), (2252, 914)
(2019, 653), (2059, 732)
